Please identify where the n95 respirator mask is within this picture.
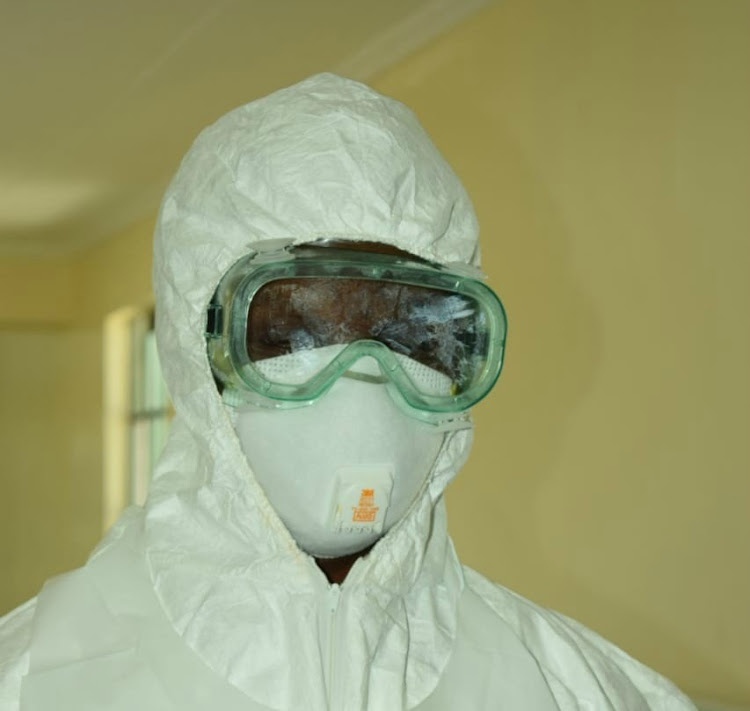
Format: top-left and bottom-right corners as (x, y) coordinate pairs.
(225, 359), (446, 558)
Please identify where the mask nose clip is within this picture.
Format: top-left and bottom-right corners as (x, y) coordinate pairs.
(341, 354), (389, 385)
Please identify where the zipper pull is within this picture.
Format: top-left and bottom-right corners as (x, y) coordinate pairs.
(329, 583), (341, 613)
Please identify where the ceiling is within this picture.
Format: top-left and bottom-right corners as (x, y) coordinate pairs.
(1, 0), (490, 257)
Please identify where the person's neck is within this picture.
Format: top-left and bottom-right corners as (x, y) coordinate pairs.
(315, 543), (375, 585)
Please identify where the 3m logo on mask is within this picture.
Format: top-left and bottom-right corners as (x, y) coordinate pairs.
(330, 467), (393, 536)
(352, 489), (379, 523)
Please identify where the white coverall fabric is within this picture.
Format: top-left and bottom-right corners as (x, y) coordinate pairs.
(0, 73), (697, 710)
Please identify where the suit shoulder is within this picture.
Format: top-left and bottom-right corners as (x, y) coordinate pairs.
(0, 597), (36, 711)
(461, 566), (697, 711)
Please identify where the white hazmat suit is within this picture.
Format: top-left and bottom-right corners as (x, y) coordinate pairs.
(0, 74), (697, 711)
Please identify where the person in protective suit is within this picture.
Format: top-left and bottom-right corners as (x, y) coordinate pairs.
(0, 74), (697, 711)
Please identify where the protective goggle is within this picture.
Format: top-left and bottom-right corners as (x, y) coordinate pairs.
(206, 240), (507, 424)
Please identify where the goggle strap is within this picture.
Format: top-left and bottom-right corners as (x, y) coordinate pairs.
(432, 413), (473, 433)
(206, 303), (224, 337)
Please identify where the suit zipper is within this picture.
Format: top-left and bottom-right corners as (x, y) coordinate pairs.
(326, 584), (341, 710)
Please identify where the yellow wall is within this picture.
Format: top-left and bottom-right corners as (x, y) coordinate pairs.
(0, 327), (101, 609)
(0, 257), (74, 326)
(73, 216), (155, 326)
(1, 0), (747, 705)
(375, 0), (749, 705)
(0, 218), (154, 612)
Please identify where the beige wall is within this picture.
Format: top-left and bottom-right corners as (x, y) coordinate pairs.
(0, 218), (154, 612)
(1, 0), (747, 705)
(375, 0), (749, 705)
(73, 216), (155, 327)
(0, 327), (101, 609)
(0, 258), (74, 326)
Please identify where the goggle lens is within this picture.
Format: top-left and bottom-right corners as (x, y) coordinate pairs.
(247, 277), (487, 389)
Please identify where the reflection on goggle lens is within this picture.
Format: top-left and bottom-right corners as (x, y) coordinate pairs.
(247, 278), (485, 385)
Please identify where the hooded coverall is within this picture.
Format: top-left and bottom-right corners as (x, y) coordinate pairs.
(0, 74), (697, 711)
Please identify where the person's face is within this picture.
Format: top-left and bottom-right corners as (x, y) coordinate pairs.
(245, 241), (461, 378)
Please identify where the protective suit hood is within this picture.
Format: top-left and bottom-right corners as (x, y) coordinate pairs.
(146, 73), (477, 708)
